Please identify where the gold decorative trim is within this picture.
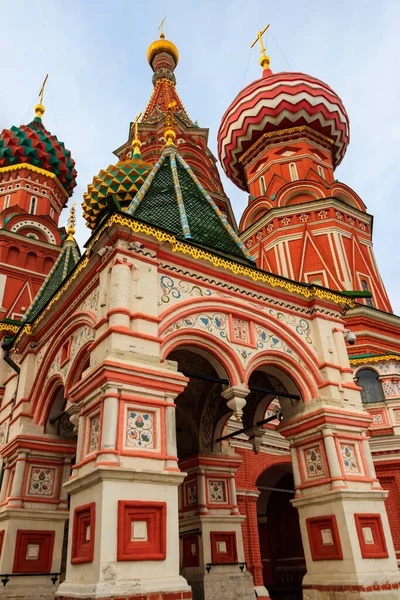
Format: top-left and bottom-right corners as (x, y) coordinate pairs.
(239, 125), (334, 165)
(14, 213), (354, 345)
(0, 163), (69, 198)
(88, 214), (354, 307)
(0, 323), (20, 334)
(350, 354), (400, 366)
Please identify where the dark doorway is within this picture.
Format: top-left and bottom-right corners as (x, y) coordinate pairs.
(258, 472), (306, 600)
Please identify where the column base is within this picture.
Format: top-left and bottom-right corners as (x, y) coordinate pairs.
(56, 593), (191, 600)
(303, 582), (400, 599)
(187, 569), (255, 600)
(254, 585), (270, 599)
(56, 576), (191, 599)
(0, 582), (56, 600)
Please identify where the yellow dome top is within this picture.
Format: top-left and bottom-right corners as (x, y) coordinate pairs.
(147, 34), (179, 67)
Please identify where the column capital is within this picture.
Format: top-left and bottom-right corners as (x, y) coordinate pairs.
(222, 386), (250, 420)
(221, 386), (250, 400)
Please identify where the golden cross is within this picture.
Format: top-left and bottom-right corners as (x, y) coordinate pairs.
(38, 74), (49, 105)
(158, 16), (167, 38)
(251, 24), (270, 54)
(131, 112), (142, 139)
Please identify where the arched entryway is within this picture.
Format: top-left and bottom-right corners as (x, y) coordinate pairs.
(166, 344), (254, 600)
(257, 465), (305, 600)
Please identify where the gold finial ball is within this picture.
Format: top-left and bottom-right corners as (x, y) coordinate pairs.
(260, 54), (271, 69)
(164, 128), (176, 145)
(34, 103), (45, 118)
(132, 138), (142, 156)
(147, 37), (179, 67)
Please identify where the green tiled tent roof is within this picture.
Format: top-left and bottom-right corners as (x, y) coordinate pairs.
(126, 147), (253, 262)
(22, 241), (80, 323)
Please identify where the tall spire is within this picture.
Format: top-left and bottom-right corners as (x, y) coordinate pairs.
(143, 30), (192, 126)
(112, 27), (238, 228)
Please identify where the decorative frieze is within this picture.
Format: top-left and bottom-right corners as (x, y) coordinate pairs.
(88, 414), (101, 453)
(121, 403), (161, 454)
(382, 379), (400, 398)
(304, 445), (326, 479)
(127, 410), (155, 449)
(339, 443), (361, 475)
(26, 465), (57, 497)
(208, 480), (227, 504)
(184, 480), (197, 507)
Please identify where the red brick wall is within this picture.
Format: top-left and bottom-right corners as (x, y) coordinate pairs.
(375, 460), (400, 557)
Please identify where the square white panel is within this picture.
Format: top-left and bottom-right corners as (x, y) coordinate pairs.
(217, 540), (227, 554)
(26, 544), (40, 560)
(131, 520), (148, 541)
(321, 528), (333, 546)
(362, 526), (374, 545)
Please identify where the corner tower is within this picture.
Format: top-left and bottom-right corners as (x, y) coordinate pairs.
(217, 35), (391, 314)
(0, 92), (77, 326)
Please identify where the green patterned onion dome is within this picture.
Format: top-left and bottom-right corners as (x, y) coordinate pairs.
(0, 116), (77, 196)
(83, 157), (152, 229)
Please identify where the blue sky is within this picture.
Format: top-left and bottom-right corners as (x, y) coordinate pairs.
(1, 0), (399, 313)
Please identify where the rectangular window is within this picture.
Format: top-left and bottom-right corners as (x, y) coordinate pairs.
(30, 197), (37, 215)
(0, 274), (7, 308)
(4, 195), (10, 209)
(317, 165), (325, 179)
(289, 162), (299, 181)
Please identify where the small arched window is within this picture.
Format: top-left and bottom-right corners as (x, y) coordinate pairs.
(317, 165), (325, 179)
(289, 162), (299, 181)
(8, 246), (19, 263)
(311, 277), (323, 286)
(260, 176), (266, 195)
(4, 195), (10, 209)
(49, 208), (54, 219)
(29, 196), (37, 215)
(25, 251), (37, 270)
(356, 369), (385, 404)
(361, 279), (373, 307)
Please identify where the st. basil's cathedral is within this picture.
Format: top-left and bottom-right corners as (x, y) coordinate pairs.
(0, 24), (399, 600)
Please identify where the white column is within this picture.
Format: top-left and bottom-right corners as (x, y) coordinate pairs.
(361, 432), (380, 488)
(290, 447), (302, 494)
(8, 451), (27, 507)
(98, 387), (120, 464)
(229, 475), (239, 514)
(108, 261), (132, 329)
(322, 428), (345, 489)
(58, 458), (72, 508)
(0, 463), (10, 502)
(197, 471), (208, 515)
(165, 401), (178, 469)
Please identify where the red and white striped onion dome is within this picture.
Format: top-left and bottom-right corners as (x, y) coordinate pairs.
(218, 68), (350, 191)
